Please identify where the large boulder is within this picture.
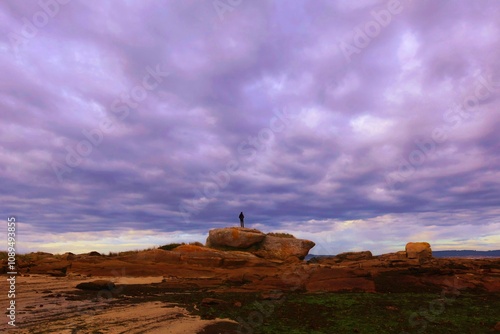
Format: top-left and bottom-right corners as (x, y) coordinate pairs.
(174, 244), (270, 268)
(253, 235), (315, 261)
(206, 227), (266, 249)
(205, 227), (315, 262)
(406, 242), (432, 262)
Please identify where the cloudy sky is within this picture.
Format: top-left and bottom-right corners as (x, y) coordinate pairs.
(1, 0), (499, 255)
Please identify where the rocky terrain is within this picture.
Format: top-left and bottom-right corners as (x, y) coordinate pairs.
(1, 227), (499, 333)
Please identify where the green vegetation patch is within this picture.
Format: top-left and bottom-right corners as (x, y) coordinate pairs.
(158, 243), (185, 251)
(65, 283), (500, 334)
(192, 291), (500, 334)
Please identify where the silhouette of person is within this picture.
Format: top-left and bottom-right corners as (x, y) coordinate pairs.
(239, 212), (245, 228)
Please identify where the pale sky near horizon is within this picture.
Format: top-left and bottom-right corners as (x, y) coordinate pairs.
(1, 0), (499, 255)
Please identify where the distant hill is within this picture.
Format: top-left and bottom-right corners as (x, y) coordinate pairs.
(432, 250), (500, 258)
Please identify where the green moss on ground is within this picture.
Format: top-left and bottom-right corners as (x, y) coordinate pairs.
(66, 283), (500, 334)
(192, 291), (500, 334)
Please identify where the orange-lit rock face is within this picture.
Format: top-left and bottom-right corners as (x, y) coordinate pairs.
(406, 242), (432, 261)
(253, 236), (316, 261)
(206, 227), (266, 249)
(205, 227), (315, 261)
(9, 245), (500, 294)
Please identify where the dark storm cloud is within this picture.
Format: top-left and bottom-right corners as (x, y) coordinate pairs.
(0, 0), (499, 253)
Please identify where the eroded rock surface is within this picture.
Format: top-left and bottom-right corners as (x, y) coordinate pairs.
(7, 240), (500, 295)
(206, 227), (265, 249)
(406, 242), (432, 262)
(205, 227), (316, 261)
(252, 235), (316, 261)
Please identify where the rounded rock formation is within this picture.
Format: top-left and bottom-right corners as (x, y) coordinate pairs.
(405, 242), (432, 261)
(206, 227), (266, 249)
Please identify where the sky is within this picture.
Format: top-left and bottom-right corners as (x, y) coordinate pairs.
(1, 0), (499, 255)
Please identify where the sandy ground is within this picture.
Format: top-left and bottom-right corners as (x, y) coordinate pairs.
(1, 274), (237, 333)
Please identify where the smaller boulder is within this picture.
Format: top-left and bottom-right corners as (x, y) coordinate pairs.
(334, 251), (373, 262)
(406, 242), (432, 262)
(253, 235), (315, 261)
(76, 280), (116, 291)
(88, 251), (101, 257)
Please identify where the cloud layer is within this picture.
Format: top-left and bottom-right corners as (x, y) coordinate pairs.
(1, 0), (499, 254)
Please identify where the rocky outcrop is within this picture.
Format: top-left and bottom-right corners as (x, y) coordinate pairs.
(206, 227), (265, 249)
(252, 235), (315, 261)
(173, 244), (273, 268)
(406, 242), (432, 262)
(309, 251), (373, 265)
(9, 240), (500, 295)
(205, 227), (315, 261)
(176, 245), (224, 267)
(335, 251), (373, 262)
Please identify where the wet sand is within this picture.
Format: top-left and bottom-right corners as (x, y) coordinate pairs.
(1, 274), (237, 333)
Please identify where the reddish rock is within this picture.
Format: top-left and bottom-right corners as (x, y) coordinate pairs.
(205, 227), (315, 261)
(379, 251), (407, 262)
(16, 237), (500, 296)
(252, 235), (315, 261)
(136, 249), (181, 263)
(332, 251), (373, 262)
(206, 227), (266, 249)
(221, 251), (269, 268)
(406, 242), (432, 262)
(178, 245), (223, 267)
(175, 245), (274, 268)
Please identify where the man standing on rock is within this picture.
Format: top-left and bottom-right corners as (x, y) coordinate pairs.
(239, 212), (245, 228)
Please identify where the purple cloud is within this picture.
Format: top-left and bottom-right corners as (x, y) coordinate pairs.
(1, 0), (499, 254)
